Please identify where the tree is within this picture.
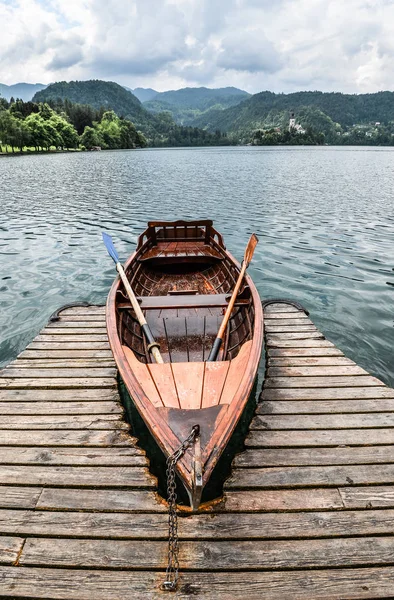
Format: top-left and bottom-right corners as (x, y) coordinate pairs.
(80, 126), (101, 149)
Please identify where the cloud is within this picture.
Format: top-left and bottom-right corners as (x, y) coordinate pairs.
(1, 0), (394, 93)
(217, 30), (283, 74)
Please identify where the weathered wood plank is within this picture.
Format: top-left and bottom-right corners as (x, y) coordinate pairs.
(264, 305), (301, 313)
(261, 387), (394, 400)
(22, 536), (394, 570)
(0, 447), (146, 466)
(41, 328), (107, 335)
(234, 446), (394, 467)
(19, 349), (113, 359)
(37, 488), (166, 512)
(28, 341), (111, 350)
(251, 413), (394, 430)
(267, 365), (369, 377)
(2, 507), (394, 540)
(258, 399), (394, 414)
(0, 465), (154, 488)
(46, 322), (107, 329)
(54, 315), (107, 322)
(264, 317), (312, 325)
(0, 367), (117, 379)
(0, 486), (43, 509)
(268, 339), (336, 348)
(60, 306), (105, 315)
(265, 325), (318, 333)
(0, 430), (132, 446)
(2, 566), (394, 600)
(12, 359), (115, 368)
(0, 378), (116, 389)
(268, 347), (344, 357)
(0, 388), (118, 401)
(222, 488), (343, 511)
(268, 356), (355, 367)
(0, 401), (122, 415)
(266, 332), (324, 340)
(0, 537), (24, 565)
(340, 486), (394, 509)
(246, 429), (394, 447)
(0, 415), (126, 430)
(226, 464), (394, 489)
(265, 375), (384, 388)
(35, 334), (109, 342)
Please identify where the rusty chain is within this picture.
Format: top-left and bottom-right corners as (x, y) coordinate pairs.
(162, 424), (200, 592)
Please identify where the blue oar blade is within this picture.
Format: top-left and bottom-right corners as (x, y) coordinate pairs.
(102, 232), (119, 264)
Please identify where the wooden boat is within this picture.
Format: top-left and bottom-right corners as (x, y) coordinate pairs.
(106, 220), (263, 509)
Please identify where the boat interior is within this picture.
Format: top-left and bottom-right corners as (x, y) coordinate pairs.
(115, 221), (256, 410)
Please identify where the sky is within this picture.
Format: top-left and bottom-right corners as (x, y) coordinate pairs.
(1, 0), (393, 94)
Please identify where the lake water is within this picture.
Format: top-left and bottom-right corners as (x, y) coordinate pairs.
(0, 146), (393, 386)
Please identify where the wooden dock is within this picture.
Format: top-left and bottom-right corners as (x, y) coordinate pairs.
(1, 301), (394, 599)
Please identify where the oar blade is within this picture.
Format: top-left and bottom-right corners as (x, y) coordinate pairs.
(244, 233), (258, 267)
(102, 232), (119, 264)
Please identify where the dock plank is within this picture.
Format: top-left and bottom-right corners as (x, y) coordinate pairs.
(226, 464), (394, 489)
(246, 429), (394, 447)
(258, 399), (394, 414)
(234, 446), (394, 467)
(0, 447), (147, 466)
(0, 414), (127, 429)
(0, 465), (155, 488)
(0, 401), (122, 414)
(3, 566), (394, 600)
(23, 536), (394, 570)
(251, 413), (394, 429)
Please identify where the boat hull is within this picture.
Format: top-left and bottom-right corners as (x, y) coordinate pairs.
(106, 220), (263, 508)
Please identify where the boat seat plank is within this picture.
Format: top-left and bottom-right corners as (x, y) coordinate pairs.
(220, 341), (253, 404)
(139, 241), (223, 262)
(122, 346), (163, 408)
(171, 362), (205, 410)
(202, 362), (230, 408)
(148, 363), (179, 408)
(117, 293), (249, 311)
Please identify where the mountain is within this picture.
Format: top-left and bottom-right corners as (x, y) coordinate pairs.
(0, 82), (47, 102)
(143, 86), (250, 125)
(191, 90), (394, 137)
(32, 80), (160, 132)
(31, 79), (231, 146)
(132, 87), (158, 103)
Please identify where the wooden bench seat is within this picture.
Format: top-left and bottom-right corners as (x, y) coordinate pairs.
(139, 241), (223, 263)
(118, 294), (249, 312)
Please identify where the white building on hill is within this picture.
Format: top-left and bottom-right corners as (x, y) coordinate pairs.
(289, 111), (306, 134)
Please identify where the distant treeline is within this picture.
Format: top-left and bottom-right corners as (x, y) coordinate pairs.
(253, 127), (325, 146)
(0, 97), (146, 152)
(0, 96), (233, 152)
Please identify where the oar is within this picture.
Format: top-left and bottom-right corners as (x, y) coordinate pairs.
(102, 232), (164, 364)
(207, 233), (258, 362)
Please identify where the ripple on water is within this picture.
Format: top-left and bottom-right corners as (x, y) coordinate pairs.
(0, 146), (393, 386)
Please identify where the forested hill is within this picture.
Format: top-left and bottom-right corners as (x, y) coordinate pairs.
(31, 80), (232, 147)
(33, 80), (148, 124)
(191, 90), (394, 133)
(144, 86), (250, 125)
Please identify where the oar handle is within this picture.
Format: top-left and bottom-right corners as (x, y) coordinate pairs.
(116, 263), (164, 364)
